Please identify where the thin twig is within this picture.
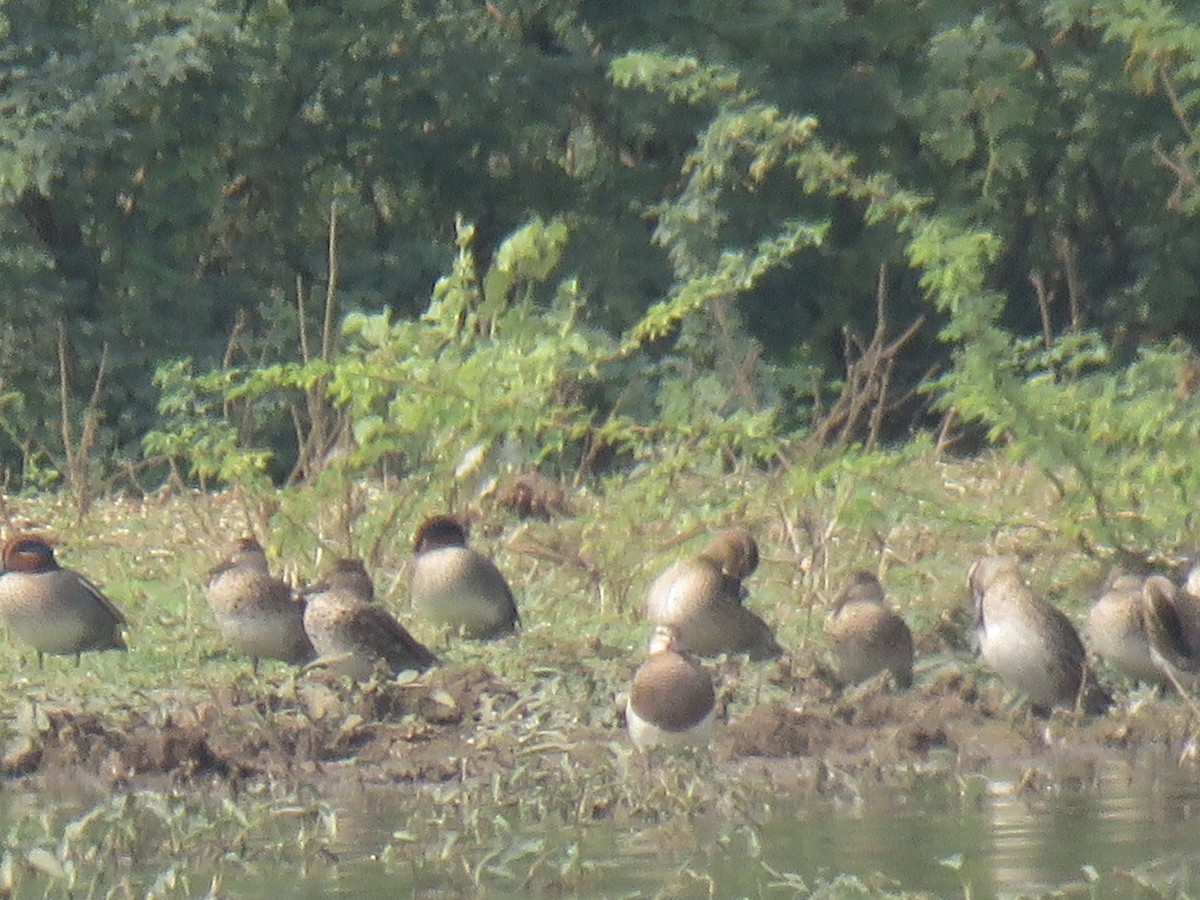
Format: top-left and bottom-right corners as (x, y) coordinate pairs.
(56, 326), (108, 521)
(290, 200), (341, 485)
(297, 274), (310, 364)
(934, 407), (958, 458)
(57, 323), (73, 479)
(1052, 233), (1084, 331)
(804, 263), (925, 450)
(1030, 271), (1054, 349)
(323, 200), (339, 363)
(1159, 65), (1197, 143)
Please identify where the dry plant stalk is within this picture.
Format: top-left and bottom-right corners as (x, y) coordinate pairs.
(57, 322), (108, 522)
(1030, 271), (1055, 349)
(290, 199), (345, 485)
(1153, 66), (1200, 212)
(804, 264), (925, 451)
(1052, 233), (1084, 331)
(774, 501), (816, 647)
(933, 406), (959, 458)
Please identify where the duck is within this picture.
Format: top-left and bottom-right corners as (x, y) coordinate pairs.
(645, 528), (781, 660)
(1087, 570), (1199, 690)
(699, 526), (760, 582)
(205, 536), (314, 674)
(626, 625), (716, 752)
(410, 515), (519, 639)
(0, 534), (127, 666)
(1174, 561), (1200, 655)
(825, 570), (914, 688)
(304, 557), (438, 679)
(969, 554), (1109, 714)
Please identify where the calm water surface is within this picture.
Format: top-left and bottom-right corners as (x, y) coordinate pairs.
(214, 748), (1200, 898)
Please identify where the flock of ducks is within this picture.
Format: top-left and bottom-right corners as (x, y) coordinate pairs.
(2, 520), (1200, 754)
(628, 528), (913, 751)
(632, 545), (1200, 749)
(0, 516), (514, 683)
(204, 514), (515, 679)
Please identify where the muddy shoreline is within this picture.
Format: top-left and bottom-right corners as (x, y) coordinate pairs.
(5, 654), (1196, 800)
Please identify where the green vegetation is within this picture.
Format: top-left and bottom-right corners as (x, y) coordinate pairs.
(1, 1), (1200, 568)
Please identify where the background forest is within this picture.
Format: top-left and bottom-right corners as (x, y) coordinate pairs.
(4, 0), (1200, 562)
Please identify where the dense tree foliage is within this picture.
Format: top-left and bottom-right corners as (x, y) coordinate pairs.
(3, 0), (1200, 539)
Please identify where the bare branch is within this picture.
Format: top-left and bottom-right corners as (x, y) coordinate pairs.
(1052, 233), (1084, 331)
(1030, 271), (1054, 349)
(804, 263), (925, 450)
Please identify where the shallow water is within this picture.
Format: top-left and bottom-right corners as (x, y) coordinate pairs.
(8, 747), (1200, 898)
(205, 749), (1200, 898)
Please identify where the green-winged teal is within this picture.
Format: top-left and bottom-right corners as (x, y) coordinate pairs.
(304, 557), (438, 679)
(825, 570), (914, 688)
(645, 528), (781, 660)
(0, 534), (127, 666)
(410, 515), (518, 639)
(969, 554), (1109, 714)
(626, 624), (716, 752)
(1088, 571), (1198, 690)
(205, 536), (313, 674)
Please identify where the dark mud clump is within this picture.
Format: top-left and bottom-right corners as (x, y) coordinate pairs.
(1, 664), (516, 789)
(727, 663), (977, 765)
(3, 655), (1200, 792)
(726, 659), (1200, 777)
